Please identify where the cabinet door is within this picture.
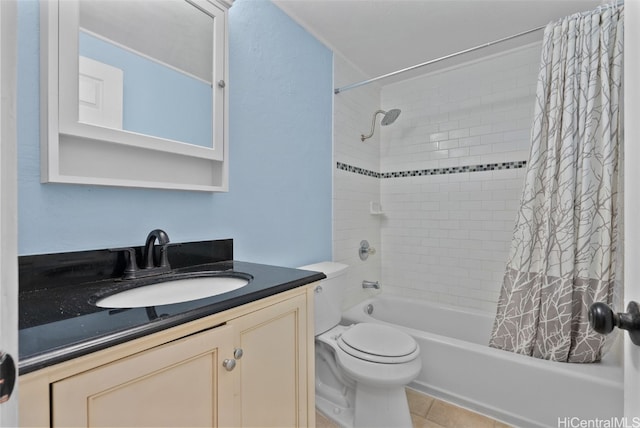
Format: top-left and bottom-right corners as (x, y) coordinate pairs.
(52, 324), (238, 427)
(230, 294), (309, 427)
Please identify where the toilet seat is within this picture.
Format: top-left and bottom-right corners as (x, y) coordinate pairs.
(337, 323), (419, 364)
(316, 322), (422, 397)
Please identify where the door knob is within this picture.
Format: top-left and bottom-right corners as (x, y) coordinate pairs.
(0, 352), (16, 403)
(589, 301), (640, 346)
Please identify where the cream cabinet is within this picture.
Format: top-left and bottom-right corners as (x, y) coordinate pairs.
(232, 293), (309, 427)
(52, 324), (238, 427)
(19, 286), (315, 427)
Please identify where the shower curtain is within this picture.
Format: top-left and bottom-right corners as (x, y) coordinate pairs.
(489, 4), (624, 363)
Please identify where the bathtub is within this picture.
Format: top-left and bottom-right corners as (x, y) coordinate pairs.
(341, 294), (624, 428)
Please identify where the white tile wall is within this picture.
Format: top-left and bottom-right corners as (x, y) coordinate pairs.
(333, 54), (383, 309)
(332, 43), (541, 314)
(381, 44), (540, 173)
(379, 168), (526, 313)
(379, 43), (540, 313)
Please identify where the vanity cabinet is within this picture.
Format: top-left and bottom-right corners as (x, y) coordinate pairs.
(19, 286), (315, 427)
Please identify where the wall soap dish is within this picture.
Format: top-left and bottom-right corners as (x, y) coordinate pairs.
(370, 201), (384, 215)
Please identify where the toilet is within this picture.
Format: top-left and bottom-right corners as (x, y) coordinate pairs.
(299, 262), (421, 428)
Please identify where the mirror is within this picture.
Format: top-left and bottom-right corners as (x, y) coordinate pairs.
(77, 0), (214, 148)
(41, 0), (230, 191)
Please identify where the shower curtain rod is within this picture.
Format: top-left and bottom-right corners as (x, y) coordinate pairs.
(333, 24), (545, 95)
(334, 0), (624, 95)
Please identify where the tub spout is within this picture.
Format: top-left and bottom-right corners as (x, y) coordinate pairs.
(362, 280), (380, 289)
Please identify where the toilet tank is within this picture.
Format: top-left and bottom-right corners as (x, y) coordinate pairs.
(298, 262), (349, 335)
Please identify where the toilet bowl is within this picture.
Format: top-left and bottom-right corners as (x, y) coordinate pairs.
(299, 262), (421, 428)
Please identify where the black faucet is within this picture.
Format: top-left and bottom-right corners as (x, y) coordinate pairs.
(112, 229), (172, 280)
(144, 229), (171, 270)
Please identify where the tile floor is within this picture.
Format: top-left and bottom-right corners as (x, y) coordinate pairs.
(315, 388), (512, 428)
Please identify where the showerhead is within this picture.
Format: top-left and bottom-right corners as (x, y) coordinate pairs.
(361, 109), (402, 142)
(381, 109), (401, 126)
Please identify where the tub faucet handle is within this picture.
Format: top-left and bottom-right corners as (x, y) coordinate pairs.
(359, 240), (376, 260)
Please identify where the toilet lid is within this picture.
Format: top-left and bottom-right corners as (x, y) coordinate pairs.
(337, 323), (418, 364)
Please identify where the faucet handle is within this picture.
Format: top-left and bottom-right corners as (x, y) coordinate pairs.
(359, 240), (376, 260)
(110, 247), (139, 279)
(158, 244), (170, 268)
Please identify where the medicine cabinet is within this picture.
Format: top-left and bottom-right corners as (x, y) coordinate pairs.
(40, 0), (231, 191)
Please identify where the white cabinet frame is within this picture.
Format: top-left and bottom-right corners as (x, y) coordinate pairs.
(40, 0), (230, 192)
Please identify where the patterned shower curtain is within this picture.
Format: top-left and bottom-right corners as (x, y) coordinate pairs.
(489, 4), (624, 363)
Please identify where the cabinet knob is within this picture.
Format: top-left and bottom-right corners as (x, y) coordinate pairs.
(222, 358), (236, 371)
(234, 348), (244, 360)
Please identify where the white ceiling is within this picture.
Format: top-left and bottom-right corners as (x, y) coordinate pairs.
(81, 0), (214, 82)
(272, 0), (602, 88)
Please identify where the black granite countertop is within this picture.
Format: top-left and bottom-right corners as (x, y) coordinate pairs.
(18, 239), (324, 375)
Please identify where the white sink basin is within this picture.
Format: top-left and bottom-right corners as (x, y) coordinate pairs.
(95, 275), (250, 308)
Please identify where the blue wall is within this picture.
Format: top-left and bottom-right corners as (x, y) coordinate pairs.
(80, 31), (213, 148)
(17, 0), (333, 268)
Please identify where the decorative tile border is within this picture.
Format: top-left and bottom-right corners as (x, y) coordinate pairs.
(337, 161), (527, 179)
(336, 162), (380, 178)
